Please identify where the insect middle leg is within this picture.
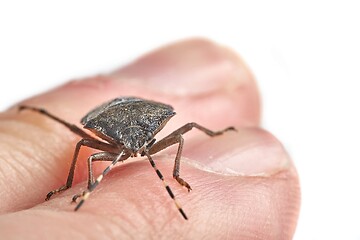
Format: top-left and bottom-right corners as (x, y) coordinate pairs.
(149, 122), (235, 191)
(45, 138), (118, 200)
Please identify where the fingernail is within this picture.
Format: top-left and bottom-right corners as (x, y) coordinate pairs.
(183, 128), (291, 176)
(111, 38), (252, 96)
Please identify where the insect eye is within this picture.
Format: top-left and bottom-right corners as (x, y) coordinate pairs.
(146, 131), (153, 140)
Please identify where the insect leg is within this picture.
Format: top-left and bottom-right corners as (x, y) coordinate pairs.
(149, 134), (191, 191)
(157, 122), (235, 143)
(150, 122), (235, 155)
(144, 151), (188, 220)
(45, 138), (118, 201)
(74, 151), (124, 211)
(72, 151), (130, 202)
(19, 105), (93, 139)
(149, 123), (235, 191)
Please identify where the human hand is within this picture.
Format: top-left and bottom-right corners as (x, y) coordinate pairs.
(0, 39), (300, 239)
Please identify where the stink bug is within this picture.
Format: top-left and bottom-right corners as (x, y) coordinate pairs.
(20, 97), (235, 220)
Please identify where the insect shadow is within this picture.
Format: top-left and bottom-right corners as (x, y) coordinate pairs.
(19, 97), (235, 220)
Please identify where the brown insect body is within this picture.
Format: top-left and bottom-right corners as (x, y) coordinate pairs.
(81, 97), (175, 155)
(19, 97), (235, 220)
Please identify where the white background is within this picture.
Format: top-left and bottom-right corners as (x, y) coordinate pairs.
(1, 1), (359, 239)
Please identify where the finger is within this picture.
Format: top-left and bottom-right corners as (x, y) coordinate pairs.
(0, 38), (260, 213)
(0, 129), (300, 239)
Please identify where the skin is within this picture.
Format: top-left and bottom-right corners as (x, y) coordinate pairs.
(0, 39), (300, 240)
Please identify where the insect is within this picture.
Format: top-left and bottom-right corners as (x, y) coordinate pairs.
(20, 97), (235, 220)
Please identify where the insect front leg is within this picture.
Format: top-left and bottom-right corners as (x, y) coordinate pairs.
(149, 133), (191, 191)
(72, 151), (130, 202)
(149, 122), (235, 191)
(74, 151), (124, 211)
(46, 138), (118, 201)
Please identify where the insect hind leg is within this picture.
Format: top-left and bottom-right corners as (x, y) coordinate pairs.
(19, 105), (93, 139)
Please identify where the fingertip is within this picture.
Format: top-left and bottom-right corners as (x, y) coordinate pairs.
(0, 38), (261, 215)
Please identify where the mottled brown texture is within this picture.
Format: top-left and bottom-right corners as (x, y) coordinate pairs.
(82, 97), (175, 152)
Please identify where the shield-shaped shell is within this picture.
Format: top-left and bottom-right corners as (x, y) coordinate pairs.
(81, 97), (175, 152)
